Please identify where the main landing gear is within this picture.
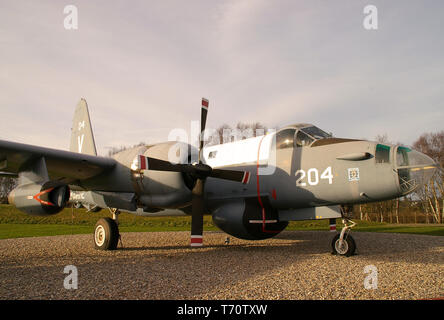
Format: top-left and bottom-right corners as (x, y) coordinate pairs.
(331, 218), (357, 257)
(94, 208), (121, 250)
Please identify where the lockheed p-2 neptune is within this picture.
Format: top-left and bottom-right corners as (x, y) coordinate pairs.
(1, 98), (437, 256)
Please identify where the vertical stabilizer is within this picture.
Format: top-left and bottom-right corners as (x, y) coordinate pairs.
(70, 98), (97, 156)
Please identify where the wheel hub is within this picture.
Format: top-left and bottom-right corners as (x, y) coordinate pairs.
(335, 238), (349, 255)
(95, 225), (105, 246)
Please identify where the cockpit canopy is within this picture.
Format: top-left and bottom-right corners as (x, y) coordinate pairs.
(276, 124), (331, 149)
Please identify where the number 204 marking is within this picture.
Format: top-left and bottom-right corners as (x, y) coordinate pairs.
(295, 167), (333, 186)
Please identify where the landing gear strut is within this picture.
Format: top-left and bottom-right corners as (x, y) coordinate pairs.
(94, 208), (120, 250)
(331, 218), (357, 257)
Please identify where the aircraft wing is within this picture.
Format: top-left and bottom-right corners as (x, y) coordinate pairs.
(0, 139), (116, 184)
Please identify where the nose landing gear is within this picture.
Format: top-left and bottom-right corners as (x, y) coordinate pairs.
(331, 218), (357, 257)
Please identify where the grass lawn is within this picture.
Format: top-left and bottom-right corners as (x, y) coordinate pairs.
(0, 204), (443, 239)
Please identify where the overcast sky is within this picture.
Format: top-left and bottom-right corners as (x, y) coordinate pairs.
(0, 0), (443, 156)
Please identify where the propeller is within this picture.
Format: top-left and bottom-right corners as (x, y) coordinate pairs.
(136, 98), (250, 247)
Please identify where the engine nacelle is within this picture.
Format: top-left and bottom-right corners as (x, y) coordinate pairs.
(8, 181), (70, 216)
(212, 198), (288, 240)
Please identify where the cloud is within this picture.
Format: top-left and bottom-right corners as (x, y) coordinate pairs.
(0, 0), (443, 156)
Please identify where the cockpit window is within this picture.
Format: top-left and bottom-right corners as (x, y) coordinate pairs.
(301, 126), (330, 139)
(276, 129), (296, 149)
(396, 146), (411, 193)
(375, 144), (391, 163)
(396, 146), (410, 167)
(276, 125), (330, 149)
(295, 130), (314, 147)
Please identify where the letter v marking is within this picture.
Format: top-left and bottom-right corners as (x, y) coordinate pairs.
(78, 134), (84, 153)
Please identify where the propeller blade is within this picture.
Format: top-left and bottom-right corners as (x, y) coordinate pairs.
(135, 155), (188, 172)
(199, 98), (209, 162)
(192, 98), (207, 247)
(190, 179), (204, 247)
(210, 169), (251, 184)
(136, 155), (214, 177)
(136, 97), (250, 248)
(136, 155), (250, 184)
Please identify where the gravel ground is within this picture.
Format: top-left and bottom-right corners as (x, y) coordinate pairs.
(0, 231), (442, 300)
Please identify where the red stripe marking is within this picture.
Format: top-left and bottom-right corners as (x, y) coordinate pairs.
(202, 99), (209, 108)
(271, 188), (277, 200)
(256, 136), (279, 234)
(242, 171), (250, 184)
(139, 155), (146, 170)
(190, 237), (203, 244)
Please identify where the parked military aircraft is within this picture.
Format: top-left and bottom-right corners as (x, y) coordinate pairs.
(1, 98), (438, 256)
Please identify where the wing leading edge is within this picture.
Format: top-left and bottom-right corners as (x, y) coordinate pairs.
(0, 139), (116, 184)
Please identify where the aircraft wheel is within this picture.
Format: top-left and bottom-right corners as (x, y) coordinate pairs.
(331, 232), (356, 257)
(94, 218), (119, 250)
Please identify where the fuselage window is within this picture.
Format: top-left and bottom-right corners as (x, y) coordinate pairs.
(276, 129), (296, 149)
(375, 144), (391, 163)
(295, 130), (314, 147)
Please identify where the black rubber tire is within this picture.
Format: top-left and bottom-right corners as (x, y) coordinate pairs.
(331, 232), (356, 257)
(94, 218), (119, 250)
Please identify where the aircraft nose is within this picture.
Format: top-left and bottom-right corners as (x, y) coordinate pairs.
(396, 146), (438, 194)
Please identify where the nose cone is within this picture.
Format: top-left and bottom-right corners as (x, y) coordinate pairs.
(396, 146), (438, 194)
(414, 151), (438, 183)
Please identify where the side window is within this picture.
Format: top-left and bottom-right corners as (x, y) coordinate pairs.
(295, 130), (314, 147)
(276, 129), (296, 149)
(375, 144), (390, 163)
(396, 146), (410, 167)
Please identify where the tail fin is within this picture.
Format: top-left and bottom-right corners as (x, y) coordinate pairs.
(69, 98), (97, 156)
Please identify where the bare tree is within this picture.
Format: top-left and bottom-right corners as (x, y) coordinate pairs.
(413, 131), (443, 223)
(0, 177), (17, 204)
(375, 133), (389, 144)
